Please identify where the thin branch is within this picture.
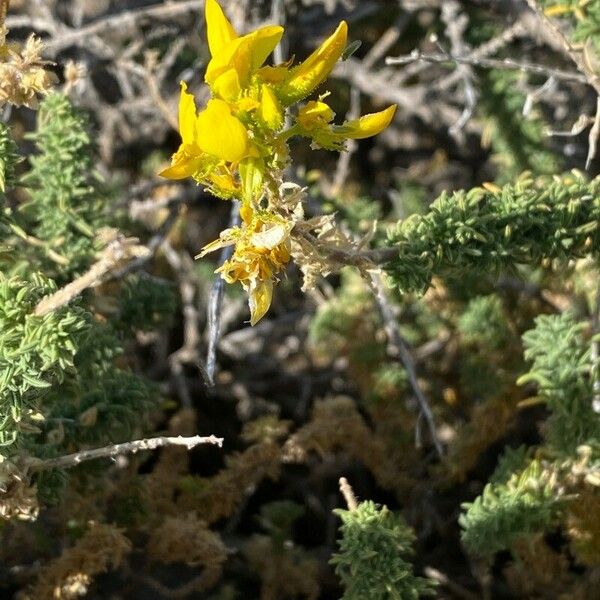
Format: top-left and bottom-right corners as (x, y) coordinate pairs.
(330, 86), (360, 197)
(270, 0), (286, 65)
(386, 50), (587, 84)
(162, 241), (213, 397)
(441, 1), (476, 136)
(36, 0), (205, 55)
(27, 434), (223, 471)
(0, 0), (8, 32)
(205, 200), (240, 385)
(34, 233), (150, 316)
(524, 0), (600, 170)
(369, 272), (444, 457)
(394, 20), (526, 90)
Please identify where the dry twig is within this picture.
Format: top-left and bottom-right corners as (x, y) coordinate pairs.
(369, 272), (444, 457)
(34, 233), (150, 317)
(26, 434), (223, 471)
(386, 50), (587, 84)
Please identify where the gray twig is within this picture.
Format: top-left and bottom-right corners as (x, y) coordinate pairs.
(27, 434), (223, 471)
(38, 0), (205, 55)
(386, 50), (587, 84)
(205, 201), (240, 385)
(369, 272), (444, 457)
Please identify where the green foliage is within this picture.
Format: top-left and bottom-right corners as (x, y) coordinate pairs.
(0, 122), (19, 204)
(460, 311), (600, 561)
(460, 459), (559, 559)
(117, 273), (177, 332)
(0, 273), (88, 450)
(519, 312), (600, 455)
(19, 94), (109, 280)
(309, 269), (385, 369)
(384, 172), (600, 295)
(458, 295), (510, 349)
(331, 500), (435, 600)
(489, 445), (530, 485)
(0, 94), (165, 499)
(367, 364), (408, 406)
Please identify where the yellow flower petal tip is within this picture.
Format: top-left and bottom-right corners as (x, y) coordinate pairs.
(205, 0), (238, 57)
(342, 104), (397, 139)
(178, 81), (197, 145)
(205, 24), (284, 90)
(278, 21), (348, 105)
(249, 280), (274, 326)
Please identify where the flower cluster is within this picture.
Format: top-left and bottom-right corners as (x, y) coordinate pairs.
(160, 0), (396, 324)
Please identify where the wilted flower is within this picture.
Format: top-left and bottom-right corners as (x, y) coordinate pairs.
(198, 207), (292, 325)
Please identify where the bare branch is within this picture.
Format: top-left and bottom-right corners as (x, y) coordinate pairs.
(586, 97), (600, 170)
(386, 50), (587, 84)
(369, 272), (444, 457)
(205, 201), (240, 385)
(35, 0), (205, 56)
(34, 232), (150, 317)
(26, 434), (223, 471)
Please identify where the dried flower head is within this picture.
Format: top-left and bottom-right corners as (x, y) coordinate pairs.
(0, 29), (56, 108)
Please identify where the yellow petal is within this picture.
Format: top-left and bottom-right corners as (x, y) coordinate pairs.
(178, 81), (197, 145)
(206, 25), (284, 88)
(205, 0), (238, 57)
(338, 105), (397, 139)
(159, 149), (203, 180)
(259, 84), (283, 129)
(237, 97), (260, 112)
(209, 170), (239, 195)
(197, 233), (236, 258)
(240, 202), (254, 225)
(278, 21), (347, 105)
(196, 99), (250, 162)
(212, 68), (241, 101)
(248, 279), (273, 325)
(245, 26), (284, 72)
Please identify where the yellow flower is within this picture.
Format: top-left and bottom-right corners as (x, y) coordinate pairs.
(160, 82), (253, 187)
(204, 0), (283, 98)
(159, 0), (400, 325)
(198, 209), (292, 325)
(334, 104), (398, 139)
(277, 21), (348, 105)
(296, 101), (397, 150)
